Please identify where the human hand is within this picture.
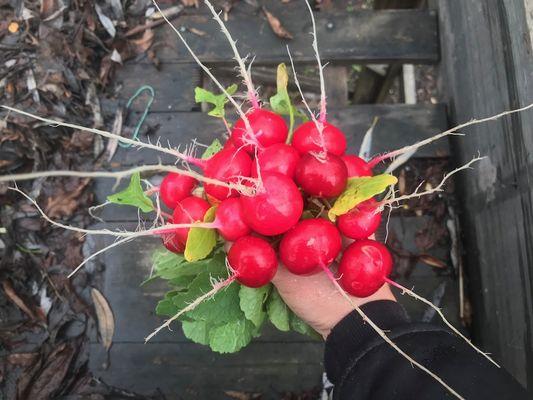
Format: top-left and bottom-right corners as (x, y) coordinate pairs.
(272, 263), (396, 339)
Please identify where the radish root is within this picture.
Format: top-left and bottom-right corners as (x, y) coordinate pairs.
(203, 0), (260, 109)
(319, 265), (465, 400)
(380, 156), (483, 208)
(368, 102), (533, 168)
(145, 275), (236, 342)
(384, 278), (499, 367)
(151, 0), (254, 137)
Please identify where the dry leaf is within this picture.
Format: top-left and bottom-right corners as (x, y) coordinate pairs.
(188, 27), (207, 36)
(45, 178), (90, 219)
(262, 7), (293, 40)
(91, 288), (115, 351)
(181, 0), (199, 7)
(106, 108), (123, 161)
(130, 29), (154, 54)
(418, 254), (447, 269)
(2, 280), (37, 320)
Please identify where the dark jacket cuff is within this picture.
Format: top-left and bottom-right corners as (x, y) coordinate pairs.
(324, 300), (409, 384)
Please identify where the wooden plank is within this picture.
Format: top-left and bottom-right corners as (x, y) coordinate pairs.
(85, 231), (319, 344)
(89, 343), (323, 399)
(324, 66), (349, 107)
(105, 62), (201, 113)
(101, 104), (448, 167)
(147, 8), (439, 64)
(439, 0), (533, 387)
(84, 215), (459, 340)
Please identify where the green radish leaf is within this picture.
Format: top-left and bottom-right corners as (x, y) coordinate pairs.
(267, 288), (290, 331)
(290, 313), (320, 340)
(156, 297), (179, 317)
(239, 284), (271, 327)
(195, 84), (238, 119)
(328, 174), (397, 221)
(184, 207), (217, 262)
(201, 138), (223, 159)
(107, 172), (154, 212)
(186, 281), (243, 325)
(208, 319), (255, 353)
(182, 320), (210, 345)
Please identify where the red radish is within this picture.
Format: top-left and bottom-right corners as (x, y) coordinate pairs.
(338, 239), (393, 297)
(294, 153), (348, 198)
(214, 198), (251, 241)
(161, 232), (185, 254)
(172, 196), (211, 245)
(202, 144), (252, 201)
(251, 143), (300, 179)
(159, 173), (197, 209)
(240, 172), (303, 236)
(279, 218), (342, 275)
(228, 236), (278, 287)
(341, 154), (373, 177)
(291, 121), (347, 156)
(231, 109), (288, 154)
(337, 199), (382, 240)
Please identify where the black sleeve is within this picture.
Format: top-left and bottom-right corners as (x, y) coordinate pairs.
(324, 300), (530, 400)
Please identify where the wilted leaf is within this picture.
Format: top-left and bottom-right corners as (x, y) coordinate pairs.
(419, 254), (447, 269)
(262, 7), (293, 39)
(91, 288), (115, 351)
(2, 280), (37, 320)
(45, 178), (90, 219)
(184, 207), (217, 262)
(328, 174), (397, 221)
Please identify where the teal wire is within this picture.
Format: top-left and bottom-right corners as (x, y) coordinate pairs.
(119, 85), (155, 148)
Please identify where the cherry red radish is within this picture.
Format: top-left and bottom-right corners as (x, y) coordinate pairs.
(214, 197), (251, 241)
(279, 218), (342, 275)
(228, 236), (278, 287)
(202, 144), (252, 200)
(294, 153), (348, 198)
(251, 143), (300, 179)
(231, 109), (288, 154)
(337, 199), (382, 240)
(161, 232), (185, 254)
(338, 239), (393, 298)
(341, 154), (373, 177)
(291, 121), (347, 156)
(240, 172), (303, 236)
(172, 196), (211, 245)
(159, 173), (197, 209)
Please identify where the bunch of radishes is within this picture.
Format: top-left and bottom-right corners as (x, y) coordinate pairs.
(156, 106), (391, 298)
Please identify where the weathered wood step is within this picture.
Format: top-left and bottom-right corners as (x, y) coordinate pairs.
(148, 7), (439, 64)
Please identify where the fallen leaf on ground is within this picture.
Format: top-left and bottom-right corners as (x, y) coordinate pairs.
(262, 7), (293, 39)
(45, 178), (90, 219)
(2, 280), (37, 320)
(91, 288), (115, 351)
(418, 254), (447, 269)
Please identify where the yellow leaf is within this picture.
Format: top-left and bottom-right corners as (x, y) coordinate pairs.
(184, 206), (218, 262)
(328, 174), (397, 221)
